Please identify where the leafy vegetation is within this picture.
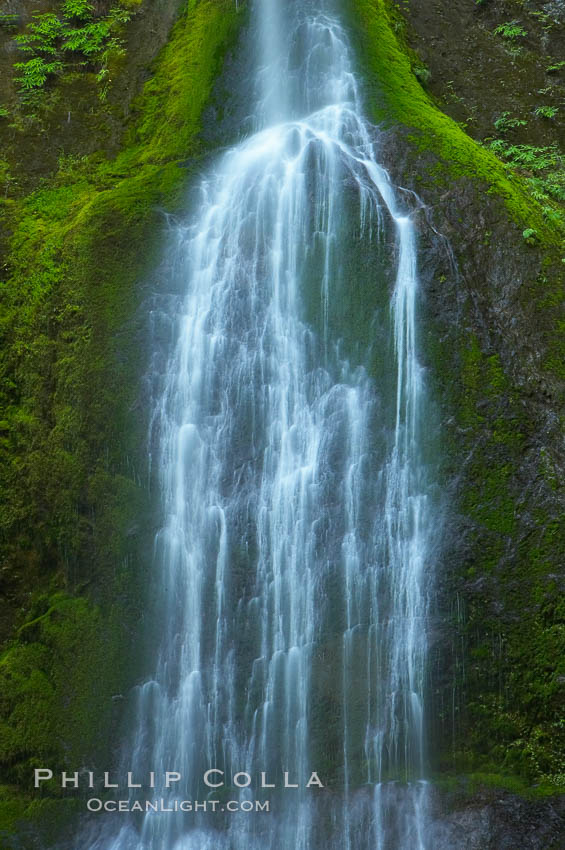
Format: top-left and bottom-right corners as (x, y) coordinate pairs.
(13, 56), (64, 92)
(0, 13), (19, 29)
(522, 227), (538, 243)
(488, 140), (559, 171)
(487, 140), (565, 207)
(534, 105), (558, 120)
(13, 1), (138, 100)
(493, 20), (527, 40)
(61, 0), (95, 19)
(413, 64), (431, 86)
(493, 112), (527, 134)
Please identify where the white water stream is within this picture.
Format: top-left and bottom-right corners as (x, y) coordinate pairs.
(85, 1), (436, 847)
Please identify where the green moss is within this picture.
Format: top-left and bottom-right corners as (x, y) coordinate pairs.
(130, 0), (241, 164)
(0, 789), (81, 846)
(446, 332), (564, 784)
(1, 0), (245, 587)
(0, 788), (28, 840)
(347, 0), (561, 244)
(460, 337), (485, 428)
(0, 0), (246, 840)
(432, 771), (562, 800)
(0, 592), (133, 842)
(1, 595), (114, 778)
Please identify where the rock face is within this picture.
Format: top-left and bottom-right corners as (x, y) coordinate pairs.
(381, 126), (565, 786)
(430, 786), (565, 849)
(344, 0), (564, 838)
(345, 0), (565, 839)
(397, 0), (565, 149)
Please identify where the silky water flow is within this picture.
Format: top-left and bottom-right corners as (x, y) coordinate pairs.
(83, 1), (438, 847)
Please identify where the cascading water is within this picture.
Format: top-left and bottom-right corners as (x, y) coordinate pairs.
(83, 1), (437, 848)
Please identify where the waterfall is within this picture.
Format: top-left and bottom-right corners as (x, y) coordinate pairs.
(82, 1), (437, 847)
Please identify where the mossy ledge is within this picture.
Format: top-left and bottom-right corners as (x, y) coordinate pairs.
(346, 0), (561, 243)
(0, 0), (246, 843)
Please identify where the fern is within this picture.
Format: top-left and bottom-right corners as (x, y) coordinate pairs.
(0, 13), (19, 29)
(61, 0), (94, 21)
(542, 206), (563, 225)
(493, 112), (527, 133)
(534, 105), (558, 120)
(527, 178), (549, 202)
(489, 139), (509, 156)
(489, 138), (565, 209)
(494, 20), (527, 40)
(13, 1), (136, 98)
(62, 22), (111, 56)
(491, 142), (559, 171)
(544, 172), (565, 202)
(107, 6), (133, 26)
(14, 56), (63, 90)
(15, 13), (64, 56)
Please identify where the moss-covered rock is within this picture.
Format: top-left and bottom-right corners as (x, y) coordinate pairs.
(0, 593), (126, 828)
(0, 0), (246, 842)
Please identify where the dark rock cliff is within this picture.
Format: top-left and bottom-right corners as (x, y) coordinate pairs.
(346, 0), (565, 844)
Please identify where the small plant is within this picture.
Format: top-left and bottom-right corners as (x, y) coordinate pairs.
(12, 2), (136, 100)
(61, 0), (94, 20)
(522, 228), (539, 244)
(443, 80), (463, 105)
(530, 10), (553, 30)
(493, 112), (527, 133)
(534, 105), (558, 120)
(13, 56), (63, 91)
(527, 174), (565, 203)
(413, 65), (431, 86)
(489, 140), (559, 171)
(0, 158), (17, 197)
(546, 61), (565, 74)
(527, 177), (550, 202)
(542, 207), (563, 226)
(62, 21), (112, 55)
(15, 13), (64, 56)
(494, 20), (527, 40)
(55, 153), (91, 184)
(0, 106), (9, 119)
(0, 13), (19, 29)
(488, 135), (565, 209)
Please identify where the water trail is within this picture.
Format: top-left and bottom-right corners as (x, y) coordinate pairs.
(82, 1), (436, 848)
